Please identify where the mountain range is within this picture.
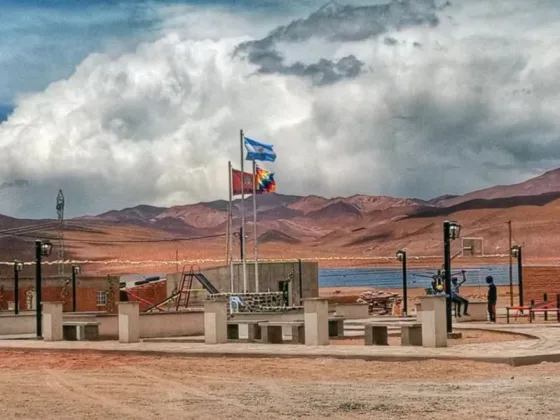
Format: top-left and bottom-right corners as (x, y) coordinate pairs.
(2, 167), (560, 270)
(85, 167), (560, 239)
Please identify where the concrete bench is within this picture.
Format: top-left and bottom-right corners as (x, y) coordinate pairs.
(258, 321), (305, 344)
(364, 322), (422, 346)
(227, 320), (265, 342)
(417, 301), (488, 322)
(455, 301), (487, 322)
(328, 316), (346, 338)
(62, 321), (100, 341)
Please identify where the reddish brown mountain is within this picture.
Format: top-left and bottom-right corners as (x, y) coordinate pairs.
(1, 167), (560, 270)
(430, 168), (560, 208)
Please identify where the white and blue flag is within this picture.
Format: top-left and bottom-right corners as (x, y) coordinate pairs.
(244, 137), (276, 162)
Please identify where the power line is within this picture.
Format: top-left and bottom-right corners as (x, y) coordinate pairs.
(0, 221), (59, 236)
(3, 230), (227, 243)
(0, 254), (510, 266)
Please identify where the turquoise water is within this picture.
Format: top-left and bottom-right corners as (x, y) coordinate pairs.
(319, 264), (518, 289)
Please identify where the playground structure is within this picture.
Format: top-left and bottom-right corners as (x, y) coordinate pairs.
(122, 265), (295, 314)
(122, 265), (219, 313)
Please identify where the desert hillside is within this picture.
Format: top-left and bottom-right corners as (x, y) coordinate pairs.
(1, 168), (560, 275)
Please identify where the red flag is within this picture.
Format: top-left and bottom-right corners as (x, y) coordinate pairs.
(231, 168), (261, 196)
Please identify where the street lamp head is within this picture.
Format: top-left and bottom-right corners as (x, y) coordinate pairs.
(396, 249), (406, 262)
(14, 260), (23, 272)
(40, 241), (53, 257)
(72, 265), (81, 275)
(449, 221), (461, 240)
(511, 245), (521, 258)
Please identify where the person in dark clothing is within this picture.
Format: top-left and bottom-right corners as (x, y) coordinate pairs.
(486, 275), (497, 323)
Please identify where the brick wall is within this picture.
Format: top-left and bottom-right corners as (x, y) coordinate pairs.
(522, 266), (560, 304)
(125, 280), (168, 312)
(0, 276), (120, 313)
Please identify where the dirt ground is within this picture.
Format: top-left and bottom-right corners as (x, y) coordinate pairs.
(0, 351), (558, 420)
(331, 329), (532, 346)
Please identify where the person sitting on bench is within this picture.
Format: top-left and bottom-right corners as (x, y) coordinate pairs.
(451, 274), (470, 317)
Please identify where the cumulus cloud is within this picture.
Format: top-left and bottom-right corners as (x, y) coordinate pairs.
(1, 0), (560, 218)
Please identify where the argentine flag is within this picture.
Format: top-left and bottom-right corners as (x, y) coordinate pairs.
(244, 137), (277, 162)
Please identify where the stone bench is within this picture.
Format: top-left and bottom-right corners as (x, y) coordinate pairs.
(62, 321), (100, 341)
(364, 322), (422, 346)
(227, 320), (265, 342)
(258, 321), (305, 344)
(455, 301), (487, 322)
(416, 300), (488, 322)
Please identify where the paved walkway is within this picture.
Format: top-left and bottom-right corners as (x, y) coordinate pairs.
(0, 323), (559, 366)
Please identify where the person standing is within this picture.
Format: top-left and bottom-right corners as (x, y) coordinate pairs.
(486, 275), (497, 323)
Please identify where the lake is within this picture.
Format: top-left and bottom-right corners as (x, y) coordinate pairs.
(319, 264), (519, 289)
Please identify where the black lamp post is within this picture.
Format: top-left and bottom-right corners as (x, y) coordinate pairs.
(396, 250), (407, 315)
(13, 260), (23, 315)
(35, 239), (53, 338)
(443, 220), (461, 334)
(72, 265), (81, 312)
(511, 245), (523, 307)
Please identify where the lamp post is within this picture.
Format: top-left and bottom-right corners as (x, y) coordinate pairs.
(13, 260), (23, 315)
(72, 265), (81, 312)
(443, 220), (461, 333)
(396, 250), (407, 315)
(511, 245), (523, 307)
(35, 240), (53, 338)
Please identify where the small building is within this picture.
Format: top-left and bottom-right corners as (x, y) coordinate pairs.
(0, 276), (120, 313)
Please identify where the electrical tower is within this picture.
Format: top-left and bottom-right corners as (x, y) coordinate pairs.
(56, 189), (65, 277)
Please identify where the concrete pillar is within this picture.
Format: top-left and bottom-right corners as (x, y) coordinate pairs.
(303, 298), (329, 346)
(204, 300), (228, 344)
(418, 296), (447, 348)
(42, 302), (63, 341)
(118, 302), (140, 343)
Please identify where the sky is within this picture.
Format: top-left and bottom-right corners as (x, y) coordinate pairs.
(0, 0), (560, 218)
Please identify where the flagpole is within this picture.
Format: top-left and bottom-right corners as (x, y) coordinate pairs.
(252, 159), (259, 293)
(239, 129), (247, 293)
(228, 160), (234, 292)
(225, 163), (230, 270)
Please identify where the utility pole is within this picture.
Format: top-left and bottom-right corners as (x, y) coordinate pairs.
(508, 220), (513, 306)
(238, 227), (244, 260)
(443, 221), (452, 333)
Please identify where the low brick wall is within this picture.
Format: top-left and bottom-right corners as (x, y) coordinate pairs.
(523, 266), (560, 304)
(209, 292), (286, 313)
(124, 280), (168, 312)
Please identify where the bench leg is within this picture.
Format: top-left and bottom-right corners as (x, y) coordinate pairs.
(247, 324), (260, 343)
(401, 326), (422, 346)
(62, 325), (76, 341)
(261, 326), (283, 344)
(227, 324), (239, 340)
(328, 320), (344, 338)
(84, 325), (99, 341)
(77, 326), (85, 341)
(364, 326), (388, 346)
(506, 309), (510, 324)
(290, 325), (305, 344)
